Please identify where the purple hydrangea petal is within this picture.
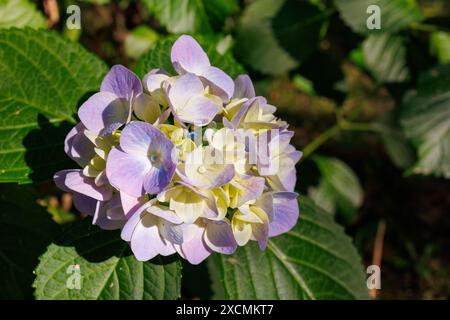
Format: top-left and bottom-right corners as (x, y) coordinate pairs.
(167, 73), (204, 109)
(176, 95), (221, 126)
(121, 201), (153, 241)
(143, 71), (169, 93)
(54, 169), (112, 201)
(230, 97), (254, 129)
(130, 212), (176, 261)
(72, 193), (98, 216)
(204, 220), (237, 254)
(158, 220), (183, 245)
(106, 147), (150, 197)
(268, 192), (299, 237)
(178, 223), (211, 265)
(252, 220), (269, 250)
(200, 66), (234, 101)
(64, 123), (95, 168)
(271, 167), (297, 192)
(78, 92), (129, 135)
(120, 121), (173, 157)
(171, 35), (210, 74)
(120, 192), (147, 218)
(93, 197), (126, 231)
(100, 65), (142, 99)
(143, 164), (176, 194)
(230, 175), (266, 208)
(233, 74), (255, 99)
(147, 205), (184, 224)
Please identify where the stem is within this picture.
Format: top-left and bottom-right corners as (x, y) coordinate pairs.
(301, 124), (340, 159)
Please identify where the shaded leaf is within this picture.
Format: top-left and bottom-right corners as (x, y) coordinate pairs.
(401, 65), (450, 178)
(0, 0), (46, 29)
(0, 184), (60, 299)
(335, 0), (423, 34)
(235, 0), (328, 75)
(362, 34), (410, 83)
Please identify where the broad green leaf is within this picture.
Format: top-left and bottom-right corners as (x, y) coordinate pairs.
(235, 0), (328, 75)
(143, 0), (238, 34)
(135, 36), (245, 79)
(311, 156), (363, 222)
(214, 196), (369, 300)
(0, 184), (60, 299)
(125, 26), (159, 60)
(0, 28), (107, 183)
(335, 0), (423, 34)
(401, 65), (450, 178)
(0, 0), (46, 29)
(430, 31), (450, 64)
(362, 34), (410, 83)
(33, 218), (182, 300)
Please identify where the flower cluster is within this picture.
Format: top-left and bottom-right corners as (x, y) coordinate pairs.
(55, 35), (301, 264)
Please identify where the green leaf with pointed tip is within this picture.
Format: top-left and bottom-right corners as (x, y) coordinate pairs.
(311, 156), (363, 223)
(33, 218), (182, 300)
(401, 65), (450, 178)
(134, 36), (244, 78)
(214, 197), (369, 300)
(335, 0), (423, 34)
(0, 0), (46, 29)
(0, 184), (60, 299)
(362, 34), (410, 83)
(0, 28), (107, 183)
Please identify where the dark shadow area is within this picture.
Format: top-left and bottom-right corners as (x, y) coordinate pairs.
(23, 114), (75, 183)
(181, 259), (214, 299)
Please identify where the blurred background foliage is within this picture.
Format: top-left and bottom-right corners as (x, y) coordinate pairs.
(1, 0), (449, 299)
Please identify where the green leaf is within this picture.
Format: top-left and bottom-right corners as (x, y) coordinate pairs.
(430, 31), (450, 64)
(135, 36), (244, 79)
(235, 0), (328, 75)
(401, 65), (450, 178)
(125, 26), (159, 60)
(0, 184), (60, 299)
(143, 0), (237, 34)
(0, 28), (107, 183)
(0, 0), (46, 29)
(335, 0), (423, 34)
(311, 156), (363, 222)
(362, 34), (410, 83)
(33, 218), (182, 300)
(214, 196), (369, 299)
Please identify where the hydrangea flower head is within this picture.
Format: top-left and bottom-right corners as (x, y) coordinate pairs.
(54, 35), (301, 264)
